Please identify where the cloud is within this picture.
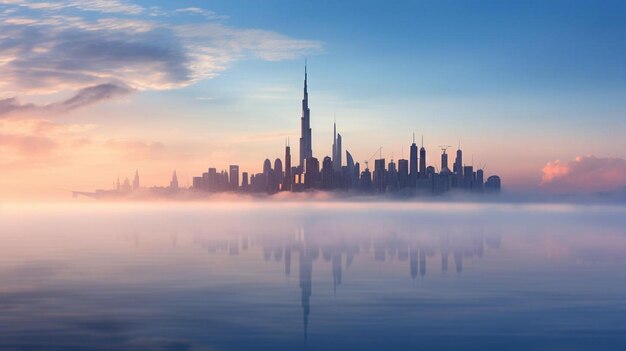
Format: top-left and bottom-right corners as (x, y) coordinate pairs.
(0, 1), (322, 113)
(541, 155), (626, 193)
(0, 83), (133, 117)
(174, 7), (226, 20)
(0, 0), (144, 15)
(0, 133), (58, 156)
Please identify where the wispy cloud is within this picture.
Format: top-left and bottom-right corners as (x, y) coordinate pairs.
(0, 83), (133, 117)
(0, 0), (144, 15)
(0, 0), (323, 114)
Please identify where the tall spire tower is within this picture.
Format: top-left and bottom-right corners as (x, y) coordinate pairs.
(332, 115), (342, 171)
(299, 60), (313, 169)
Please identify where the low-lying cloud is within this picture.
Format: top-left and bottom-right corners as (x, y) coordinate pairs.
(541, 155), (626, 194)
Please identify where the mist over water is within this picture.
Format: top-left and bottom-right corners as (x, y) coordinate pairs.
(1, 202), (626, 350)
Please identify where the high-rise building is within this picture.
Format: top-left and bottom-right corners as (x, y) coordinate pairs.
(398, 159), (409, 189)
(374, 158), (386, 193)
(332, 121), (342, 172)
(284, 144), (292, 191)
(409, 134), (418, 186)
(476, 169), (484, 192)
(132, 169), (140, 191)
(453, 144), (463, 176)
(441, 149), (449, 173)
(419, 136), (426, 178)
(170, 170), (179, 190)
(299, 63), (312, 168)
(485, 176), (501, 193)
(242, 172), (249, 190)
(387, 159), (398, 191)
(274, 158), (283, 191)
(208, 168), (217, 192)
(321, 156), (333, 189)
(229, 165), (239, 190)
(304, 157), (319, 189)
(360, 167), (372, 191)
(346, 150), (355, 187)
(463, 165), (474, 190)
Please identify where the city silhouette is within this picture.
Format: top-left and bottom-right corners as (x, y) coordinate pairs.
(77, 64), (501, 200)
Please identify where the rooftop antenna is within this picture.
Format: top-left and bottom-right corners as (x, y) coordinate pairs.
(421, 134), (424, 148)
(458, 139), (461, 150)
(413, 132), (415, 144)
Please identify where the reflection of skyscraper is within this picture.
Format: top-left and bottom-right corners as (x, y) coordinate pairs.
(299, 63), (312, 169)
(285, 245), (291, 276)
(454, 250), (463, 273)
(419, 248), (426, 278)
(332, 252), (342, 295)
(410, 247), (417, 282)
(299, 246), (313, 342)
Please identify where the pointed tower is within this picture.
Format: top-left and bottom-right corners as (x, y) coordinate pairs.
(132, 169), (140, 191)
(170, 170), (179, 190)
(299, 60), (313, 169)
(409, 133), (418, 186)
(419, 135), (426, 178)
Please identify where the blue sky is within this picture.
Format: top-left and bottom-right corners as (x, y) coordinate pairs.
(1, 0), (626, 197)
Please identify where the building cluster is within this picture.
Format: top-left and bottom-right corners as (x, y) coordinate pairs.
(191, 65), (502, 196)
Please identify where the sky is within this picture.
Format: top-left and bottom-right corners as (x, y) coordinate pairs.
(1, 0), (626, 199)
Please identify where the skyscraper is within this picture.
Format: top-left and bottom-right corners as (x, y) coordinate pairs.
(419, 136), (426, 178)
(229, 165), (239, 190)
(299, 63), (312, 168)
(441, 149), (449, 173)
(409, 134), (417, 186)
(170, 170), (178, 190)
(274, 158), (283, 191)
(322, 156), (333, 189)
(374, 158), (386, 193)
(284, 143), (292, 191)
(332, 121), (342, 172)
(398, 159), (409, 189)
(346, 150), (355, 187)
(132, 169), (140, 191)
(304, 157), (319, 189)
(453, 143), (463, 176)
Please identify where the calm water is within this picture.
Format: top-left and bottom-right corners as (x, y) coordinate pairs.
(1, 202), (626, 350)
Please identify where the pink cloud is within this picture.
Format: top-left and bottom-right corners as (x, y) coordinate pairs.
(541, 155), (626, 193)
(0, 133), (58, 156)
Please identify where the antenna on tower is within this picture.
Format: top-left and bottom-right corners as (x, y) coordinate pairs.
(413, 132), (415, 144)
(421, 134), (424, 148)
(439, 145), (452, 153)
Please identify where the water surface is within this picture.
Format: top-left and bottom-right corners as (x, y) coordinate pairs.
(1, 202), (626, 350)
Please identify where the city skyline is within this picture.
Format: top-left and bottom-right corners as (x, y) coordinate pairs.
(1, 0), (626, 200)
(81, 65), (501, 198)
